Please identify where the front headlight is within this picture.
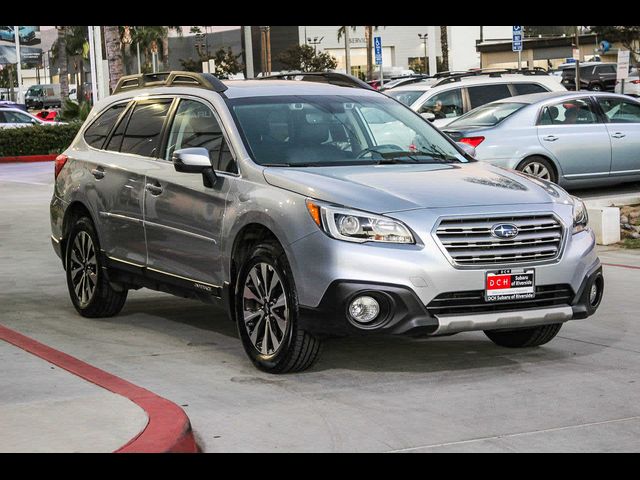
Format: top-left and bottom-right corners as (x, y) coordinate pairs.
(572, 196), (589, 234)
(306, 199), (415, 244)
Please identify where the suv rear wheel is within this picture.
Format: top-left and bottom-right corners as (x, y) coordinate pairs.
(235, 240), (322, 373)
(484, 323), (562, 348)
(65, 216), (127, 317)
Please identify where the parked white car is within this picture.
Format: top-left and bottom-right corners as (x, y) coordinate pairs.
(0, 107), (61, 129)
(615, 70), (640, 97)
(385, 73), (567, 128)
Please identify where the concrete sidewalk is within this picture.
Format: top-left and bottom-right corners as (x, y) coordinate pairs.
(0, 340), (147, 453)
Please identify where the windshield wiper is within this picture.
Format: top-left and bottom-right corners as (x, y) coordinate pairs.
(374, 157), (421, 165)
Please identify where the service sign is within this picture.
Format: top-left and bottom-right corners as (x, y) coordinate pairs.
(617, 50), (630, 81)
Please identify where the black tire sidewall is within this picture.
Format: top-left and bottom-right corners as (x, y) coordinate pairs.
(235, 243), (299, 371)
(518, 156), (558, 184)
(65, 217), (102, 314)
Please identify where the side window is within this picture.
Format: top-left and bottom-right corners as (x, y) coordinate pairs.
(120, 100), (172, 157)
(597, 98), (640, 124)
(539, 99), (598, 126)
(84, 103), (127, 149)
(597, 65), (616, 75)
(104, 105), (132, 152)
(512, 83), (548, 95)
(418, 89), (463, 119)
(4, 111), (33, 123)
(0, 112), (6, 123)
(467, 84), (512, 109)
(165, 99), (237, 174)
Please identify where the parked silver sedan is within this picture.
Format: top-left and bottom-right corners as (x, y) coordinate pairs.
(443, 91), (640, 188)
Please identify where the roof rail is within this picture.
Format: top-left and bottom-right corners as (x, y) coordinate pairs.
(257, 72), (375, 90)
(112, 71), (228, 95)
(432, 67), (550, 87)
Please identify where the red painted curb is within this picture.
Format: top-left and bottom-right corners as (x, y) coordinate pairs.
(0, 324), (199, 453)
(602, 262), (640, 270)
(0, 154), (57, 163)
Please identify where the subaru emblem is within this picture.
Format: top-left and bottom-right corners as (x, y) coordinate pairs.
(491, 223), (519, 239)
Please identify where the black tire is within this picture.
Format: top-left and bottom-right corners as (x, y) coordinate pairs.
(590, 83), (603, 92)
(484, 323), (562, 348)
(65, 216), (127, 318)
(234, 240), (321, 373)
(516, 156), (558, 184)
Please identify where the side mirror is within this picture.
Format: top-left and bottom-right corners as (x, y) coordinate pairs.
(420, 112), (436, 122)
(456, 142), (477, 158)
(172, 147), (218, 187)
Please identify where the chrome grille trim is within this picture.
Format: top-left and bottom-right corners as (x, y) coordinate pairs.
(433, 213), (565, 267)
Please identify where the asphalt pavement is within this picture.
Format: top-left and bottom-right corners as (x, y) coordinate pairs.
(1, 161), (640, 452)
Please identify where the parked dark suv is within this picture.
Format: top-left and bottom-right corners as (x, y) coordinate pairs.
(561, 63), (617, 92)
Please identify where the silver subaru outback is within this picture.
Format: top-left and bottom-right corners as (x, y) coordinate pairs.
(50, 72), (604, 373)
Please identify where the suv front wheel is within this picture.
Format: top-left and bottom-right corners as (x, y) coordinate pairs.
(484, 323), (562, 348)
(65, 216), (128, 317)
(235, 240), (322, 373)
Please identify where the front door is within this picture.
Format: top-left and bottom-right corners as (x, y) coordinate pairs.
(595, 96), (640, 177)
(143, 98), (237, 290)
(536, 97), (611, 180)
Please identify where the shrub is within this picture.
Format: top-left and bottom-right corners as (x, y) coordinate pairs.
(0, 123), (82, 157)
(60, 99), (91, 122)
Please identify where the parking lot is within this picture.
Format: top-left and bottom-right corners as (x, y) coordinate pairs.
(2, 161), (640, 452)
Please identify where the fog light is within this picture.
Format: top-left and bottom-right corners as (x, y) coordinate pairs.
(348, 296), (380, 324)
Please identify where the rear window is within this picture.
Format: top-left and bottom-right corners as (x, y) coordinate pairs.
(467, 84), (512, 109)
(512, 83), (548, 95)
(385, 90), (424, 106)
(84, 103), (128, 149)
(447, 102), (526, 128)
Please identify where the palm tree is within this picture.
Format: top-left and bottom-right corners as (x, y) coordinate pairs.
(125, 26), (181, 73)
(55, 27), (69, 100)
(440, 26), (449, 72)
(62, 26), (88, 103)
(337, 26), (381, 81)
(104, 26), (124, 93)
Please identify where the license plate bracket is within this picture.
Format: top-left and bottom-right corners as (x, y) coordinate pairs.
(485, 269), (535, 302)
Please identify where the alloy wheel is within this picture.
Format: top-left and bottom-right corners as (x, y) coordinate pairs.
(242, 262), (289, 356)
(69, 231), (98, 307)
(522, 162), (551, 181)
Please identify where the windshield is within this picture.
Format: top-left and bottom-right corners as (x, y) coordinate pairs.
(229, 94), (469, 167)
(26, 87), (42, 96)
(447, 102), (526, 128)
(385, 90), (424, 106)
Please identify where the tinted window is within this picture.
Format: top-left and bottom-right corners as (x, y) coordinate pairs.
(597, 97), (640, 123)
(0, 112), (6, 123)
(120, 100), (172, 157)
(84, 103), (127, 149)
(385, 90), (424, 106)
(418, 89), (464, 119)
(512, 83), (548, 95)
(596, 65), (616, 75)
(104, 106), (131, 152)
(467, 84), (512, 109)
(539, 98), (598, 125)
(4, 111), (33, 123)
(448, 102), (526, 128)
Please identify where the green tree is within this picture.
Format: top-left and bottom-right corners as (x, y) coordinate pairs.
(179, 58), (202, 72)
(590, 26), (640, 63)
(524, 26), (576, 37)
(211, 47), (243, 78)
(52, 26), (88, 102)
(55, 27), (69, 100)
(278, 44), (337, 72)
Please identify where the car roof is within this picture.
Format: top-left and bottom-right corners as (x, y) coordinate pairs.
(493, 90), (639, 106)
(390, 74), (559, 92)
(0, 107), (31, 113)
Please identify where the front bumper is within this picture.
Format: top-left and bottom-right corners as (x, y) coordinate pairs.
(299, 265), (603, 336)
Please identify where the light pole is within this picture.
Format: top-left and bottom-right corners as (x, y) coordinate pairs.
(13, 26), (23, 104)
(418, 33), (428, 75)
(574, 26), (581, 91)
(307, 36), (324, 54)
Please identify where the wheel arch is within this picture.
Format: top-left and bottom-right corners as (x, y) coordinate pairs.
(60, 201), (97, 265)
(516, 153), (562, 182)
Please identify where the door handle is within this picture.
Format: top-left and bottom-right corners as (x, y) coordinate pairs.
(543, 135), (559, 142)
(611, 132), (626, 139)
(90, 168), (105, 179)
(145, 182), (163, 196)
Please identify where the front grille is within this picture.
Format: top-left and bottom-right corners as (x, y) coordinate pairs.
(427, 284), (574, 316)
(435, 214), (564, 266)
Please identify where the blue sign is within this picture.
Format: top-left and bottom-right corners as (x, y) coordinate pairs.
(374, 36), (383, 65)
(512, 25), (523, 52)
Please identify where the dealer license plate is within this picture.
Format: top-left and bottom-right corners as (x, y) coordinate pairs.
(485, 269), (535, 302)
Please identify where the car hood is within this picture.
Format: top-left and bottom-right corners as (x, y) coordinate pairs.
(263, 162), (564, 213)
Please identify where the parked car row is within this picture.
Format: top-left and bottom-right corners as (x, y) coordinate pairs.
(0, 107), (64, 129)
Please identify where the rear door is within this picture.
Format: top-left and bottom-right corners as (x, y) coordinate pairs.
(595, 96), (640, 177)
(143, 97), (237, 290)
(536, 97), (611, 180)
